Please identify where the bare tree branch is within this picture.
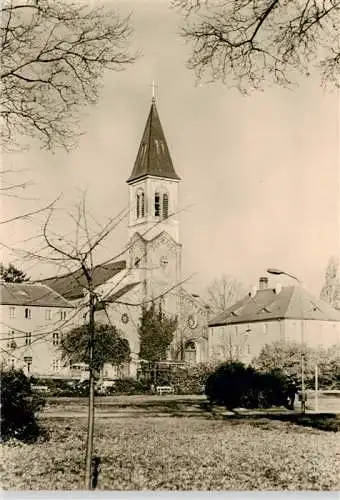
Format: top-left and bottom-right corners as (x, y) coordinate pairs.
(0, 195), (60, 224)
(176, 0), (340, 91)
(0, 0), (137, 151)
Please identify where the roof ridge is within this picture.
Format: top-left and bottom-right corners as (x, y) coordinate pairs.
(38, 283), (74, 306)
(37, 260), (126, 283)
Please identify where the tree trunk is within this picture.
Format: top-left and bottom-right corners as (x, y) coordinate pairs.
(84, 293), (95, 489)
(85, 370), (95, 489)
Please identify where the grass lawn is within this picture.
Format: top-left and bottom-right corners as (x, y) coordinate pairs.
(1, 414), (339, 491)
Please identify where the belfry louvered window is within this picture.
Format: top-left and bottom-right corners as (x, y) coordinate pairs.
(163, 193), (169, 219)
(155, 192), (160, 217)
(136, 190), (145, 219)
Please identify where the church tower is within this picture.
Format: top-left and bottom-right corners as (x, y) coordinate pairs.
(126, 96), (182, 300)
(126, 96), (181, 243)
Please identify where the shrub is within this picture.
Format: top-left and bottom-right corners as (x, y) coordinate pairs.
(205, 361), (293, 410)
(253, 342), (340, 390)
(1, 369), (46, 442)
(107, 378), (149, 395)
(31, 378), (92, 397)
(170, 364), (213, 395)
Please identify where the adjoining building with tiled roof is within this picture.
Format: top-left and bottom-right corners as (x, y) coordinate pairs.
(0, 281), (75, 377)
(208, 276), (340, 365)
(38, 261), (126, 301)
(1, 282), (75, 308)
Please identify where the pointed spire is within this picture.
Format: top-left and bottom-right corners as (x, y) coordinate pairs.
(151, 80), (157, 103)
(127, 99), (180, 184)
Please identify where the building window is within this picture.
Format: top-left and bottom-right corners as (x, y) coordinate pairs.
(25, 332), (31, 346)
(8, 330), (17, 350)
(246, 344), (251, 354)
(52, 359), (61, 371)
(162, 193), (169, 219)
(45, 309), (51, 320)
(60, 311), (66, 321)
(263, 323), (268, 335)
(141, 192), (145, 217)
(52, 332), (59, 346)
(154, 192), (160, 217)
(9, 307), (15, 318)
(136, 190), (145, 219)
(25, 308), (31, 319)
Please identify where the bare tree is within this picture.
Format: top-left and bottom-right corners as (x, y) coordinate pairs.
(0, 0), (136, 151)
(174, 0), (340, 92)
(36, 196), (194, 489)
(320, 255), (340, 309)
(206, 274), (246, 316)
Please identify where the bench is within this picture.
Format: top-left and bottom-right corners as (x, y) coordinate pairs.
(156, 385), (174, 396)
(31, 385), (49, 393)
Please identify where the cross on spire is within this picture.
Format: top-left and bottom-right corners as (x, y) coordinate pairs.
(151, 80), (158, 102)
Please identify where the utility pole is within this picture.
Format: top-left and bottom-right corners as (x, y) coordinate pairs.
(84, 284), (96, 490)
(315, 363), (319, 413)
(300, 319), (306, 414)
(266, 268), (306, 413)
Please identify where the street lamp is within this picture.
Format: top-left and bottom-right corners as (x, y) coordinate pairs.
(266, 268), (306, 413)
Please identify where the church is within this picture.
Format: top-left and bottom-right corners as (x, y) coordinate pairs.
(40, 95), (210, 378)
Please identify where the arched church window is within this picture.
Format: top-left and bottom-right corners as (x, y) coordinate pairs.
(185, 340), (196, 350)
(136, 190), (145, 219)
(162, 193), (169, 219)
(154, 192), (160, 217)
(141, 192), (145, 217)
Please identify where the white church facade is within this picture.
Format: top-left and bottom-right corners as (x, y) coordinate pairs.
(94, 96), (210, 377)
(36, 96), (210, 378)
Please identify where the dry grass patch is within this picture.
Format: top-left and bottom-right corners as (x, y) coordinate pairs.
(1, 416), (339, 490)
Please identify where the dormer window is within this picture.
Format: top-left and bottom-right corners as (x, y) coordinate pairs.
(163, 193), (169, 219)
(136, 190), (145, 219)
(154, 192), (160, 217)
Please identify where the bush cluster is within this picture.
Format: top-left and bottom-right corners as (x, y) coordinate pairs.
(169, 364), (212, 395)
(1, 369), (46, 442)
(107, 378), (149, 395)
(31, 377), (91, 397)
(205, 362), (296, 410)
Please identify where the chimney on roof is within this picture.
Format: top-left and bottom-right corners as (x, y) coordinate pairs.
(258, 277), (269, 290)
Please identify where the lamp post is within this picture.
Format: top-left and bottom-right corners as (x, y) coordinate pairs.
(266, 268), (306, 413)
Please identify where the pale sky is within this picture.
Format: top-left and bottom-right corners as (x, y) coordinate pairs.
(1, 0), (339, 298)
